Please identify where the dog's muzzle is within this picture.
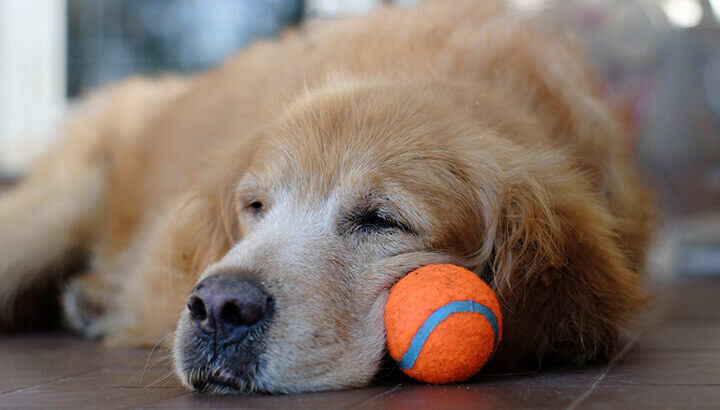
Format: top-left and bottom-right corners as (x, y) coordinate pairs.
(174, 275), (275, 393)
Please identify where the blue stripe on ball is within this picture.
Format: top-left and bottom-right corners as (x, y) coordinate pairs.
(397, 300), (499, 371)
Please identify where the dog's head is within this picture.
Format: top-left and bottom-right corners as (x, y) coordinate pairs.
(171, 76), (503, 393)
(172, 76), (644, 393)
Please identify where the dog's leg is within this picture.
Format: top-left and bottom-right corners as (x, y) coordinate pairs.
(0, 119), (106, 328)
(0, 76), (192, 330)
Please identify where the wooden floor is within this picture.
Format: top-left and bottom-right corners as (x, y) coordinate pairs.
(0, 280), (718, 409)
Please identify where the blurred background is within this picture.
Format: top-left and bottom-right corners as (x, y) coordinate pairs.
(1, 0), (719, 278)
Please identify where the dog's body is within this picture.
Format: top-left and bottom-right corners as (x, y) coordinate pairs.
(0, 1), (654, 393)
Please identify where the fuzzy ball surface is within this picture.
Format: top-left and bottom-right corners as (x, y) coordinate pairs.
(385, 264), (502, 384)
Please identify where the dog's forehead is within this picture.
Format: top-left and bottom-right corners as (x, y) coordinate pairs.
(252, 133), (454, 200)
(241, 81), (484, 207)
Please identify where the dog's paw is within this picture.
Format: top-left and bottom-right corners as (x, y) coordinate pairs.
(62, 279), (106, 339)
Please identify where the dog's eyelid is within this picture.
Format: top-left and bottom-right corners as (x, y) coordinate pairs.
(351, 207), (415, 235)
(235, 179), (269, 214)
(376, 201), (419, 232)
(236, 189), (266, 215)
(243, 197), (268, 218)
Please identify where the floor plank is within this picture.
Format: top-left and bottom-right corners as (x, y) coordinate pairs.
(1, 280), (719, 409)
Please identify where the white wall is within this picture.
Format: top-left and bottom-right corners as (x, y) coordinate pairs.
(0, 0), (66, 174)
(305, 0), (382, 17)
(305, 0), (418, 18)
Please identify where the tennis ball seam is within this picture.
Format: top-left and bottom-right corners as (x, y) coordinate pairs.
(397, 299), (500, 371)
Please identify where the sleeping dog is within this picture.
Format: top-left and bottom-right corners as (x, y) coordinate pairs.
(0, 0), (654, 393)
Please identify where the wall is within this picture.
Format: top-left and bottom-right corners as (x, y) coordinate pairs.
(0, 0), (66, 174)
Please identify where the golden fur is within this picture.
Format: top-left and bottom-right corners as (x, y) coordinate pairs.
(0, 0), (654, 393)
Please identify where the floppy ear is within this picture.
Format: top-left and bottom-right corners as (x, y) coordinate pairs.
(482, 149), (646, 365)
(103, 175), (240, 347)
(166, 135), (262, 279)
(168, 188), (237, 279)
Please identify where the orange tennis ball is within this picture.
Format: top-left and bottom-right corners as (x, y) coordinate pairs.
(384, 264), (502, 384)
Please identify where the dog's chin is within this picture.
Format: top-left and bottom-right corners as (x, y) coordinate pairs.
(173, 316), (271, 394)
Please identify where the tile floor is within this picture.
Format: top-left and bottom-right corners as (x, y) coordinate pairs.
(1, 280), (718, 409)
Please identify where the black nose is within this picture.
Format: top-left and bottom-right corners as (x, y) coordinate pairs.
(187, 276), (269, 341)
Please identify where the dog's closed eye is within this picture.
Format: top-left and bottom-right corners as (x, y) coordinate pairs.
(351, 209), (412, 234)
(246, 200), (264, 217)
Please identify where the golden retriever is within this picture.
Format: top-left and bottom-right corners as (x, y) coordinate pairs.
(0, 0), (654, 394)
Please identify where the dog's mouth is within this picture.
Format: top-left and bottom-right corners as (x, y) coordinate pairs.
(181, 337), (269, 394)
(190, 370), (248, 394)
